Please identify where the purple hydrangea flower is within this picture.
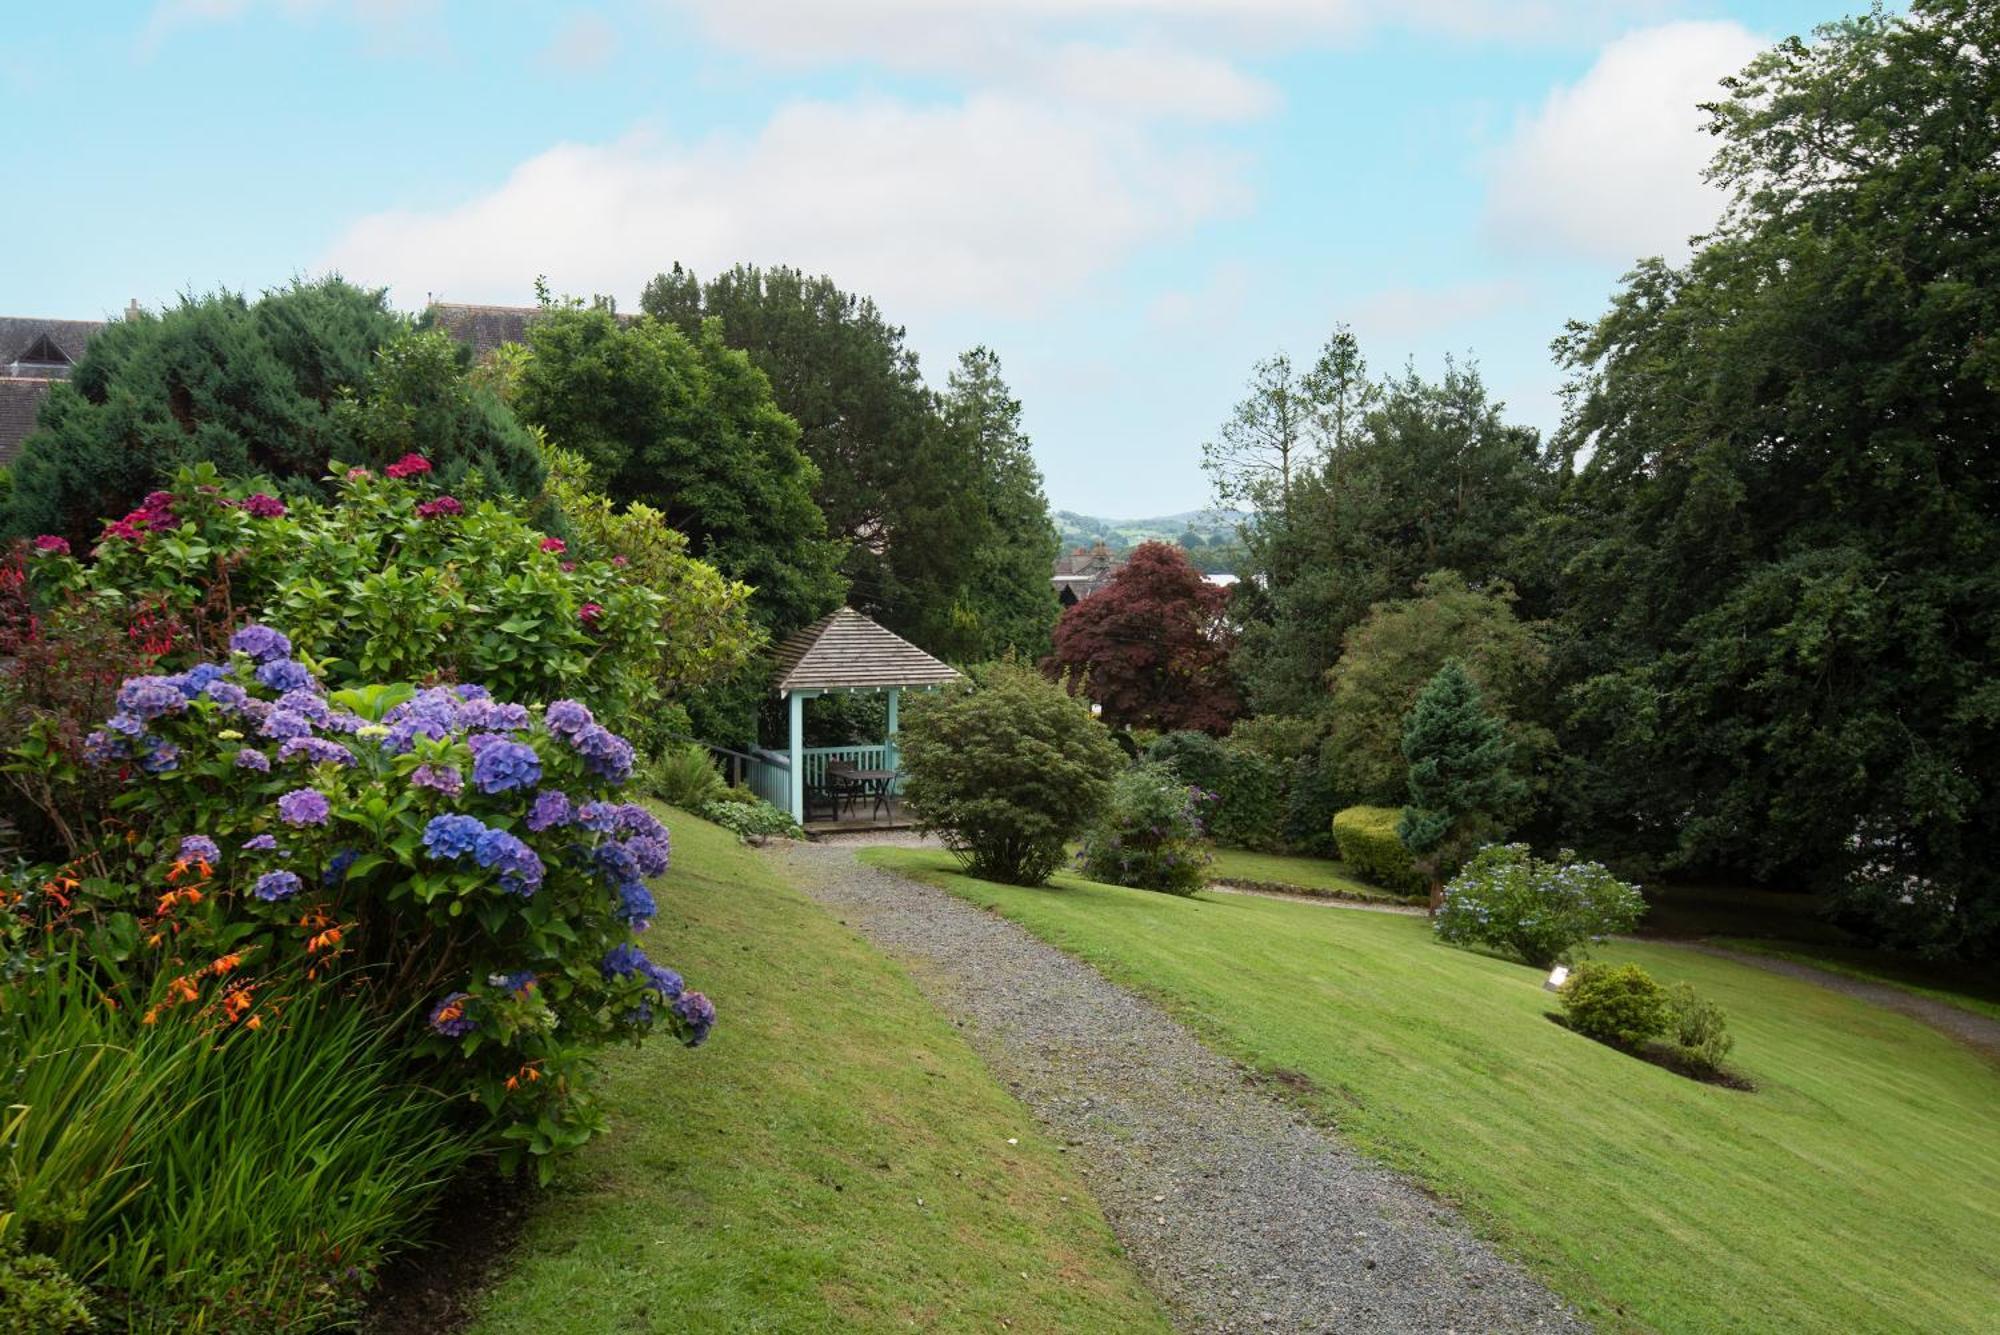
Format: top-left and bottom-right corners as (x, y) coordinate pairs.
(276, 788), (331, 827)
(422, 813), (489, 861)
(256, 659), (315, 693)
(471, 738), (541, 794)
(235, 747), (272, 772)
(230, 624), (292, 663)
(472, 827), (544, 896)
(526, 789), (574, 832)
(673, 991), (715, 1046)
(544, 698), (594, 740)
(570, 724), (635, 783)
(260, 709), (315, 741)
(428, 992), (477, 1038)
(117, 677), (188, 722)
(253, 870), (302, 902)
(411, 764), (464, 797)
(277, 736), (354, 767)
(178, 835), (221, 865)
(242, 834), (279, 852)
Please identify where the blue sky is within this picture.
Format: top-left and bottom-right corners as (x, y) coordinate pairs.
(4, 0), (1851, 516)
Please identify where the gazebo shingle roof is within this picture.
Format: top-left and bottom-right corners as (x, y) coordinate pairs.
(770, 607), (962, 693)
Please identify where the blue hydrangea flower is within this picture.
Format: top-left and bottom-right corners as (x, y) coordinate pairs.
(277, 736), (354, 767)
(428, 992), (477, 1038)
(673, 990), (715, 1046)
(276, 788), (330, 827)
(230, 624), (292, 663)
(253, 870), (302, 902)
(526, 789), (574, 832)
(178, 834), (221, 865)
(422, 813), (489, 861)
(470, 737), (541, 794)
(117, 677), (186, 722)
(256, 659), (315, 693)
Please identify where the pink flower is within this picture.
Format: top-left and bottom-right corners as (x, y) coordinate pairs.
(33, 535), (71, 556)
(539, 537), (566, 554)
(241, 493), (286, 518)
(578, 602), (604, 626)
(415, 496), (464, 519)
(385, 453), (432, 479)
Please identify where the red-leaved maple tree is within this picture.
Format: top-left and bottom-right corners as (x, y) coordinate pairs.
(1046, 540), (1240, 733)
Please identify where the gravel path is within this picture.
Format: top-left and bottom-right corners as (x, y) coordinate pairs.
(780, 840), (1585, 1333)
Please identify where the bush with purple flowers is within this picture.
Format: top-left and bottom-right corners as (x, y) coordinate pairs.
(72, 639), (704, 1174)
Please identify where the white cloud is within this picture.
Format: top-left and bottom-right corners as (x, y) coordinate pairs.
(321, 95), (1246, 319)
(1483, 21), (1766, 261)
(541, 11), (617, 73)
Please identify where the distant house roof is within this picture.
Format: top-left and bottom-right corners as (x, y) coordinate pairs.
(0, 378), (55, 468)
(0, 317), (104, 376)
(770, 607), (963, 694)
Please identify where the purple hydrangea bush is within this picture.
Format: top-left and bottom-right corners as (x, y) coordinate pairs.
(85, 626), (710, 1172)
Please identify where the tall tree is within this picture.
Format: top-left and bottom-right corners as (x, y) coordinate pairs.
(4, 279), (549, 543)
(937, 347), (1060, 660)
(512, 301), (845, 637)
(1047, 541), (1238, 733)
(1399, 659), (1522, 912)
(1544, 0), (2000, 956)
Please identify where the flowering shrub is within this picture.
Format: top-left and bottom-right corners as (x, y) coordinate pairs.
(1434, 843), (1645, 968)
(74, 628), (710, 1173)
(1077, 763), (1214, 896)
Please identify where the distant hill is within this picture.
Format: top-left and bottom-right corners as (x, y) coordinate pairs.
(1053, 508), (1251, 552)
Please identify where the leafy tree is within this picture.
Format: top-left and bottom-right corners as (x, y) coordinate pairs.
(1322, 571), (1551, 811)
(936, 347), (1060, 660)
(1398, 659), (1524, 911)
(1232, 354), (1550, 716)
(899, 660), (1123, 885)
(4, 279), (406, 542)
(645, 265), (1059, 661)
(511, 300), (845, 637)
(1048, 541), (1238, 733)
(1543, 0), (2000, 956)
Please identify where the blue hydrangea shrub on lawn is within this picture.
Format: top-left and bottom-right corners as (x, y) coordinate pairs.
(83, 624), (710, 1173)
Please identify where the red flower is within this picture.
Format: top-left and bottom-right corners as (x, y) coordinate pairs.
(385, 453), (432, 479)
(415, 496), (464, 519)
(32, 535), (71, 556)
(578, 602), (604, 626)
(539, 537), (566, 554)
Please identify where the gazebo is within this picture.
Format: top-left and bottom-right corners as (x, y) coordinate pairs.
(752, 607), (961, 825)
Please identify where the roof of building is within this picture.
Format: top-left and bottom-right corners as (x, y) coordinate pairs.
(0, 317), (103, 370)
(770, 606), (963, 694)
(0, 378), (55, 467)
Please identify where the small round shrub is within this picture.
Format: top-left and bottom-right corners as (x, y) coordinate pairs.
(1077, 763), (1213, 896)
(1665, 981), (1735, 1072)
(900, 662), (1122, 885)
(1331, 805), (1424, 894)
(1434, 843), (1645, 968)
(1560, 962), (1670, 1047)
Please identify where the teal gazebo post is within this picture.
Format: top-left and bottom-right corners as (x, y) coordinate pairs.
(766, 608), (962, 826)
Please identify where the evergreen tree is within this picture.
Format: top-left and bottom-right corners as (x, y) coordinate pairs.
(1398, 659), (1523, 912)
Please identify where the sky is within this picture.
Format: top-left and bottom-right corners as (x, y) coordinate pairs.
(3, 0), (1854, 517)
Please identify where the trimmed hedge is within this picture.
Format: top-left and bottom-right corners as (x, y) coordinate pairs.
(1332, 805), (1425, 894)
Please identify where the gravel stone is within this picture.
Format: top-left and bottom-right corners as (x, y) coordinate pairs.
(781, 841), (1587, 1334)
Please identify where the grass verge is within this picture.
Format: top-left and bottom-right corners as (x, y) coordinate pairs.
(466, 817), (1168, 1334)
(1204, 847), (1419, 904)
(864, 847), (2000, 1335)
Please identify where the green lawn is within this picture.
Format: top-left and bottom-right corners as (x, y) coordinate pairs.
(1708, 937), (2000, 1022)
(467, 817), (1168, 1334)
(1204, 846), (1419, 903)
(865, 848), (2000, 1335)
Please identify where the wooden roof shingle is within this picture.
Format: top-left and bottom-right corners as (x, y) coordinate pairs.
(770, 607), (962, 693)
